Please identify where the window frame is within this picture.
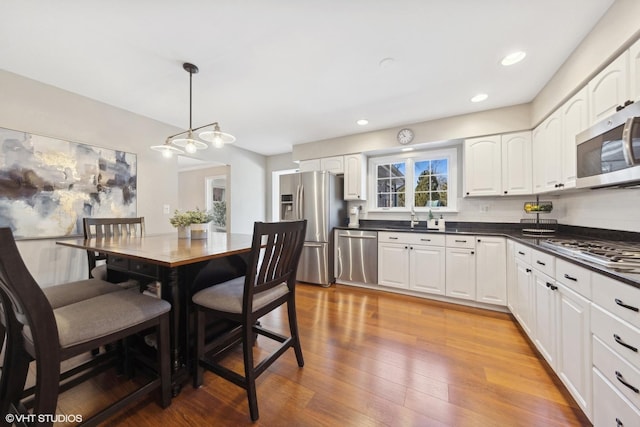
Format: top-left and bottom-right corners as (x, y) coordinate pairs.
(367, 147), (458, 212)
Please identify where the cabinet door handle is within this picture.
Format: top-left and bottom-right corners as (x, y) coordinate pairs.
(549, 284), (557, 291)
(616, 417), (624, 427)
(518, 251), (525, 255)
(470, 251), (474, 255)
(615, 371), (639, 393)
(615, 298), (640, 312)
(404, 246), (408, 249)
(563, 273), (577, 282)
(536, 260), (546, 266)
(614, 334), (638, 353)
(526, 268), (532, 273)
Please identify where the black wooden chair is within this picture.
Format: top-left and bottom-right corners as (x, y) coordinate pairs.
(192, 220), (307, 421)
(83, 217), (145, 279)
(0, 227), (171, 426)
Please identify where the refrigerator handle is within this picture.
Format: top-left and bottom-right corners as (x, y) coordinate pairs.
(297, 184), (304, 219)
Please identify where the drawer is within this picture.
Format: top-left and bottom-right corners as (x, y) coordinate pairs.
(594, 335), (640, 408)
(446, 235), (475, 249)
(592, 304), (640, 370)
(593, 368), (640, 427)
(531, 248), (555, 277)
(514, 242), (532, 264)
(378, 232), (409, 243)
(556, 258), (591, 298)
(130, 260), (158, 278)
(108, 255), (129, 269)
(593, 273), (640, 330)
(405, 233), (445, 247)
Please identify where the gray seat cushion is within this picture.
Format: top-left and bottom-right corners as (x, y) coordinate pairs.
(91, 263), (108, 280)
(24, 290), (171, 348)
(43, 278), (123, 309)
(192, 276), (289, 314)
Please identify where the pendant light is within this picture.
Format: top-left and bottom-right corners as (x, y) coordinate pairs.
(151, 62), (235, 157)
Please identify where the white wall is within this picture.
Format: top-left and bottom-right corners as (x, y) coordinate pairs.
(0, 70), (266, 285)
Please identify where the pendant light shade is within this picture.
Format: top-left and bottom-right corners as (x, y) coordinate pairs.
(151, 62), (235, 157)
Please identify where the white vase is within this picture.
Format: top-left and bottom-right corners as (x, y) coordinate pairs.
(177, 226), (191, 239)
(190, 223), (209, 240)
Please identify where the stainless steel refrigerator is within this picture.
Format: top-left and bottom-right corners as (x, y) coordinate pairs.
(279, 171), (346, 286)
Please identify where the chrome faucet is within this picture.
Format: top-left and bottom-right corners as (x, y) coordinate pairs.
(410, 207), (419, 229)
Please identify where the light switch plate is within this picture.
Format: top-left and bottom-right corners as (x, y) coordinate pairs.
(163, 204), (170, 214)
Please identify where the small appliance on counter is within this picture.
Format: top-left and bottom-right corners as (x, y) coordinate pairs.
(520, 196), (557, 235)
(348, 207), (360, 228)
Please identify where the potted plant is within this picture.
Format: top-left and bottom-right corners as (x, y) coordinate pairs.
(169, 208), (214, 239)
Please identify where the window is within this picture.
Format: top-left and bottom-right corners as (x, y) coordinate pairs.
(369, 147), (458, 212)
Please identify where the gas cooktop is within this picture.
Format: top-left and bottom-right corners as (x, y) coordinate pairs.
(540, 238), (640, 270)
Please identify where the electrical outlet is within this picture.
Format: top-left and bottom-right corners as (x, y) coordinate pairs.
(163, 204), (170, 214)
(480, 204), (489, 213)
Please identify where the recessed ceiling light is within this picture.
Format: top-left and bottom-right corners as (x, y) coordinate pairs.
(356, 119), (369, 126)
(501, 51), (526, 66)
(471, 93), (488, 103)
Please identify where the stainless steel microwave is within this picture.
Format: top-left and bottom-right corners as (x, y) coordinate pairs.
(576, 102), (640, 189)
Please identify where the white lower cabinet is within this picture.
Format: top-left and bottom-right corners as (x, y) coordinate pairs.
(378, 232), (445, 293)
(445, 236), (476, 301)
(409, 244), (446, 295)
(533, 269), (558, 369)
(556, 282), (592, 419)
(475, 237), (507, 305)
(378, 242), (410, 289)
(514, 258), (534, 335)
(592, 272), (640, 425)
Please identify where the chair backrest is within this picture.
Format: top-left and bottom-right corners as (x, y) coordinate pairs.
(83, 217), (145, 239)
(83, 217), (145, 275)
(243, 220), (307, 307)
(0, 227), (61, 414)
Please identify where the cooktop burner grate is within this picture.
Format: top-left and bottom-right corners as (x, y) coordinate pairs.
(540, 238), (640, 269)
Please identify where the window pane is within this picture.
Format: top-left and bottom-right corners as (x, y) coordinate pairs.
(377, 193), (390, 208)
(378, 165), (391, 178)
(377, 179), (390, 192)
(391, 177), (405, 191)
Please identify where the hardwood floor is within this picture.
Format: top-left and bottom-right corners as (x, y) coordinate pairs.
(52, 283), (590, 426)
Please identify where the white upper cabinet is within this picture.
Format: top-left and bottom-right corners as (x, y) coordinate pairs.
(501, 131), (532, 195)
(464, 135), (502, 196)
(631, 37), (640, 102)
(588, 51), (629, 125)
(320, 156), (344, 174)
(344, 153), (367, 200)
(533, 110), (563, 193)
(464, 132), (531, 197)
(298, 158), (321, 171)
(560, 87), (589, 189)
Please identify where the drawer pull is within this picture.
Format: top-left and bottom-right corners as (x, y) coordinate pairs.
(389, 237), (399, 240)
(614, 334), (638, 353)
(455, 239), (467, 243)
(536, 260), (546, 266)
(615, 298), (640, 312)
(563, 273), (577, 282)
(615, 371), (639, 393)
(617, 417), (624, 427)
(518, 251), (525, 255)
(545, 282), (557, 291)
(420, 238), (431, 242)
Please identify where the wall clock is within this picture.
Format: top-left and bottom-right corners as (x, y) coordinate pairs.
(397, 128), (414, 145)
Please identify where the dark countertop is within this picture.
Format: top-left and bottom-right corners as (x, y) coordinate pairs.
(336, 220), (640, 288)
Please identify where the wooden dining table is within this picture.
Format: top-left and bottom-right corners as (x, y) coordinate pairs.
(57, 231), (253, 393)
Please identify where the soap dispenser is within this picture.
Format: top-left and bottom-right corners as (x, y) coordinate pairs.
(438, 215), (446, 231)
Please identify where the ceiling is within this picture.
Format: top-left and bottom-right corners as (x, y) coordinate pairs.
(0, 0), (616, 157)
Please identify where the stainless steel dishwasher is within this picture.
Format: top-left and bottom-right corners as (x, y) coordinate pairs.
(336, 230), (378, 284)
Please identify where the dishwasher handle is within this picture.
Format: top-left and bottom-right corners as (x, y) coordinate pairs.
(338, 234), (377, 239)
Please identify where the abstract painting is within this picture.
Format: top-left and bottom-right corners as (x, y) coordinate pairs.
(0, 127), (137, 239)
